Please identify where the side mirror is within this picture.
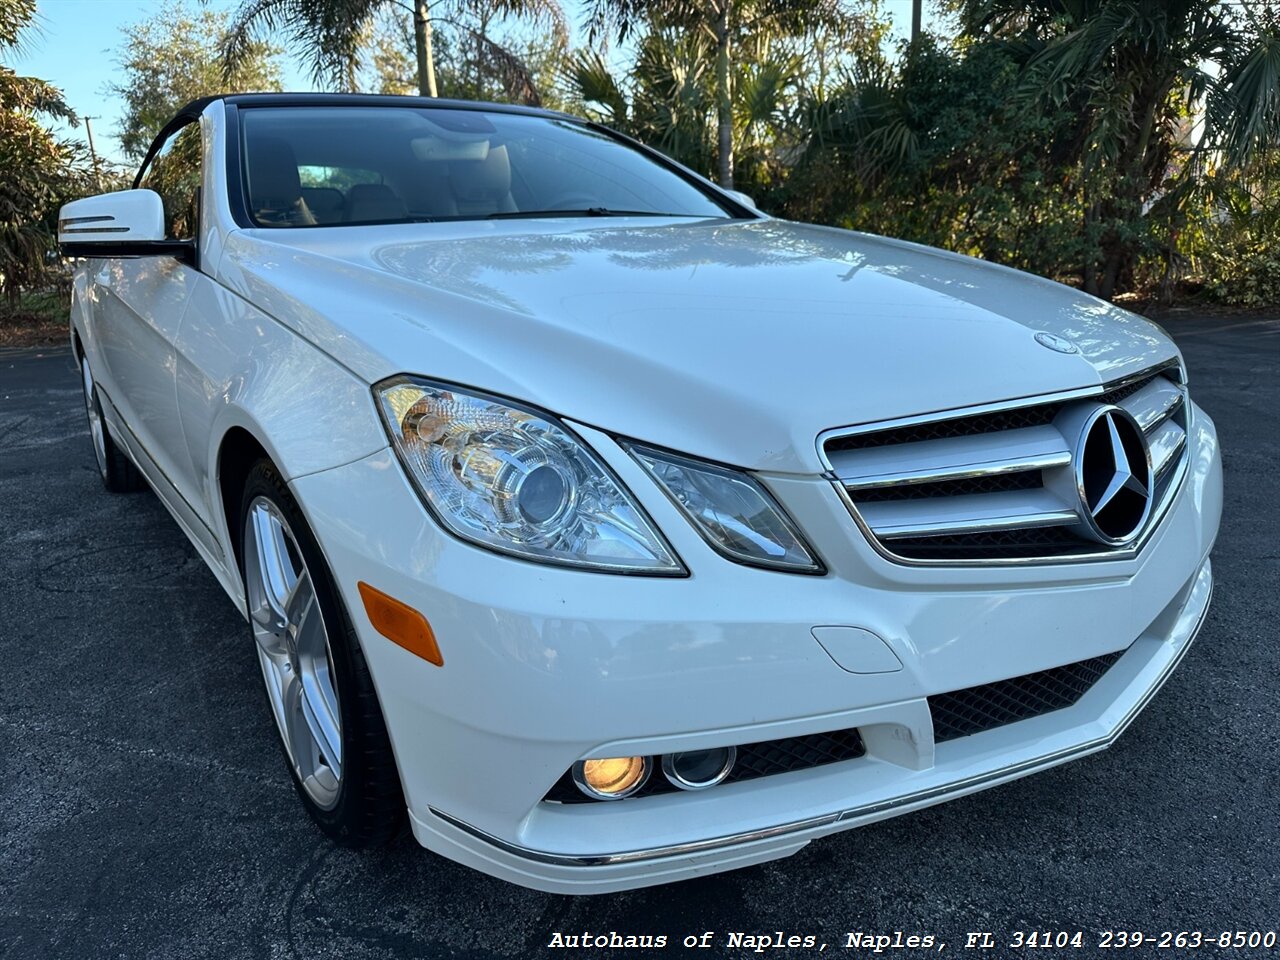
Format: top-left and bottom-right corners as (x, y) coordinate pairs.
(725, 189), (757, 210)
(58, 189), (191, 261)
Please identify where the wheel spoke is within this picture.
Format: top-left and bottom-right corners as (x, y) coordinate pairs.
(244, 494), (343, 810)
(290, 573), (342, 776)
(247, 509), (290, 657)
(252, 506), (296, 625)
(300, 676), (343, 778)
(277, 662), (305, 770)
(284, 568), (315, 640)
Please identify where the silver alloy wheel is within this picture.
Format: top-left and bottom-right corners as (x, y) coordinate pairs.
(80, 357), (108, 478)
(244, 497), (343, 810)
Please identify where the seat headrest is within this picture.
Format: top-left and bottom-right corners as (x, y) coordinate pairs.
(247, 137), (303, 210)
(451, 145), (512, 202)
(345, 183), (408, 223)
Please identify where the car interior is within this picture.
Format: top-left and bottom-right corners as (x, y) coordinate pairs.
(240, 106), (728, 227)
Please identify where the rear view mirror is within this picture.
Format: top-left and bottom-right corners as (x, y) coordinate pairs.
(725, 189), (757, 210)
(411, 136), (490, 162)
(58, 189), (191, 260)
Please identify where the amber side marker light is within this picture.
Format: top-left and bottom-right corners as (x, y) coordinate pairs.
(357, 581), (443, 666)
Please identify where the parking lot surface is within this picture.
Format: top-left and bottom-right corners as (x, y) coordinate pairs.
(1, 314), (1276, 959)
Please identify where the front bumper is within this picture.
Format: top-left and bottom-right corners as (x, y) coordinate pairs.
(289, 405), (1222, 894)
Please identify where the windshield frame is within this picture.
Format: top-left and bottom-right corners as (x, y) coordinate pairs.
(223, 98), (758, 230)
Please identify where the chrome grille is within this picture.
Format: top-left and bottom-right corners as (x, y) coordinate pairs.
(822, 365), (1190, 563)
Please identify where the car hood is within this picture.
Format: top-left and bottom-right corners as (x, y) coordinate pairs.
(217, 218), (1180, 473)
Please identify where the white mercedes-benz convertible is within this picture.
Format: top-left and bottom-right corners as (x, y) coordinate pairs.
(59, 93), (1221, 893)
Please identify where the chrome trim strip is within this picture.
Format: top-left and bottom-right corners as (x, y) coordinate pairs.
(428, 572), (1211, 869)
(828, 425), (1072, 488)
(1149, 421), (1188, 478)
(816, 358), (1182, 464)
(841, 450), (1071, 491)
(871, 508), (1079, 540)
(1119, 378), (1186, 433)
(59, 215), (116, 227)
(430, 807), (841, 868)
(832, 452), (1188, 567)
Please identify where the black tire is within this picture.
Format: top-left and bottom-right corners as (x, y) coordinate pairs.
(79, 354), (145, 493)
(238, 459), (406, 847)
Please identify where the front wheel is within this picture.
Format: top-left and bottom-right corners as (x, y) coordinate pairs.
(239, 460), (405, 847)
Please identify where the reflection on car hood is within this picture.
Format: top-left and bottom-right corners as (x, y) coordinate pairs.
(218, 218), (1180, 473)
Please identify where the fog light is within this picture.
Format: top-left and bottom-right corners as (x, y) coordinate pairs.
(573, 756), (650, 800)
(662, 746), (736, 791)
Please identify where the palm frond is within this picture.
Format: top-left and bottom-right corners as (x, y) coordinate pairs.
(0, 0), (37, 55)
(222, 0), (379, 90)
(0, 68), (75, 121)
(735, 55), (799, 130)
(564, 50), (629, 125)
(485, 0), (569, 44)
(1211, 29), (1280, 168)
(466, 27), (544, 105)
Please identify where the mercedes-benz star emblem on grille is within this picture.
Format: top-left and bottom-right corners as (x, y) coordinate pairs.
(1074, 405), (1154, 545)
(1034, 331), (1079, 354)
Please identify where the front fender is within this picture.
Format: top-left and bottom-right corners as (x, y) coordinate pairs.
(175, 274), (386, 564)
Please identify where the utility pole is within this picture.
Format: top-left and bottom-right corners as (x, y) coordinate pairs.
(83, 116), (103, 191)
(911, 0), (922, 43)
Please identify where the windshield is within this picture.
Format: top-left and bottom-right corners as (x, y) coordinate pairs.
(238, 106), (736, 228)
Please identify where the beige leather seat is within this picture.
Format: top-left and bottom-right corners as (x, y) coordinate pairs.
(245, 138), (315, 226)
(450, 145), (518, 217)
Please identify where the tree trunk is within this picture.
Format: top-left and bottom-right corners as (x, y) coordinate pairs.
(714, 2), (734, 189)
(414, 0), (438, 97)
(1082, 200), (1099, 296)
(1099, 247), (1124, 301)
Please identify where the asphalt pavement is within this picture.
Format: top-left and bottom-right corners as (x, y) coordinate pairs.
(0, 314), (1277, 959)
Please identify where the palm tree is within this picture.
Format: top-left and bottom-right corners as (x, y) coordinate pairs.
(961, 0), (1280, 298)
(584, 0), (845, 189)
(566, 28), (800, 190)
(222, 0), (565, 99)
(0, 0), (73, 122)
(0, 0), (91, 305)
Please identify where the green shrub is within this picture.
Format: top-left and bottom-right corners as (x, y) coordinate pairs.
(1205, 234), (1280, 305)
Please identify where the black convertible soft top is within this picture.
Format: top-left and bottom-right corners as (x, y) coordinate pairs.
(177, 91), (570, 122)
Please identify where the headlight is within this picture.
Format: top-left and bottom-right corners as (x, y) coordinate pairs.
(375, 378), (683, 574)
(627, 445), (823, 574)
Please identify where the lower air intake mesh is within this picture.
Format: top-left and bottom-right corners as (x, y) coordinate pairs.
(930, 651), (1125, 743)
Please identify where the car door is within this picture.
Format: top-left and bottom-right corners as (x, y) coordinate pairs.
(90, 121), (214, 548)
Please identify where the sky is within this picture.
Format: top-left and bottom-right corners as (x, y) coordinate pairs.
(12, 0), (936, 169)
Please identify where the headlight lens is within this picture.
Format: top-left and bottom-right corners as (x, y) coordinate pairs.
(628, 445), (823, 573)
(376, 378), (683, 574)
